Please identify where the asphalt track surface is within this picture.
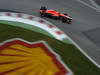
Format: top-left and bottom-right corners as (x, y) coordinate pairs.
(94, 0), (100, 5)
(0, 0), (100, 68)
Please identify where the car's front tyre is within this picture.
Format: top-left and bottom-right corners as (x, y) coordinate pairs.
(61, 17), (67, 23)
(62, 18), (72, 24)
(67, 19), (72, 24)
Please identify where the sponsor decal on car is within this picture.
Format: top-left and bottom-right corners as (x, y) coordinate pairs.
(0, 39), (72, 75)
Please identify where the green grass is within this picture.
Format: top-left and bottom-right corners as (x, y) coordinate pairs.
(0, 23), (100, 75)
(0, 20), (53, 37)
(0, 20), (71, 44)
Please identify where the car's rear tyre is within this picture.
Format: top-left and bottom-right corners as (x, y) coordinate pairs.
(40, 12), (46, 17)
(40, 6), (47, 10)
(40, 6), (47, 17)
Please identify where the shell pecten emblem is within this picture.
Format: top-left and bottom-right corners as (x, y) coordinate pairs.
(0, 39), (71, 75)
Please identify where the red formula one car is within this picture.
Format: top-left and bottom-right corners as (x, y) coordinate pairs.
(39, 6), (72, 24)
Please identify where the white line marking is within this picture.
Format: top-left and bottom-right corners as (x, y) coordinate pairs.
(89, 0), (100, 10)
(76, 0), (100, 12)
(75, 0), (100, 69)
(67, 36), (100, 69)
(0, 12), (100, 69)
(0, 14), (66, 40)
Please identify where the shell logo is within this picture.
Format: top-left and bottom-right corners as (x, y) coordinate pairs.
(0, 39), (71, 75)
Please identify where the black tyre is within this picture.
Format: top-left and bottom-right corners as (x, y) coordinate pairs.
(40, 12), (46, 17)
(40, 6), (47, 10)
(62, 18), (72, 24)
(67, 19), (72, 24)
(40, 6), (47, 17)
(63, 13), (68, 16)
(62, 18), (67, 23)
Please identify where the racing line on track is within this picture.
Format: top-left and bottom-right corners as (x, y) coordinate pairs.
(76, 0), (100, 12)
(89, 0), (100, 10)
